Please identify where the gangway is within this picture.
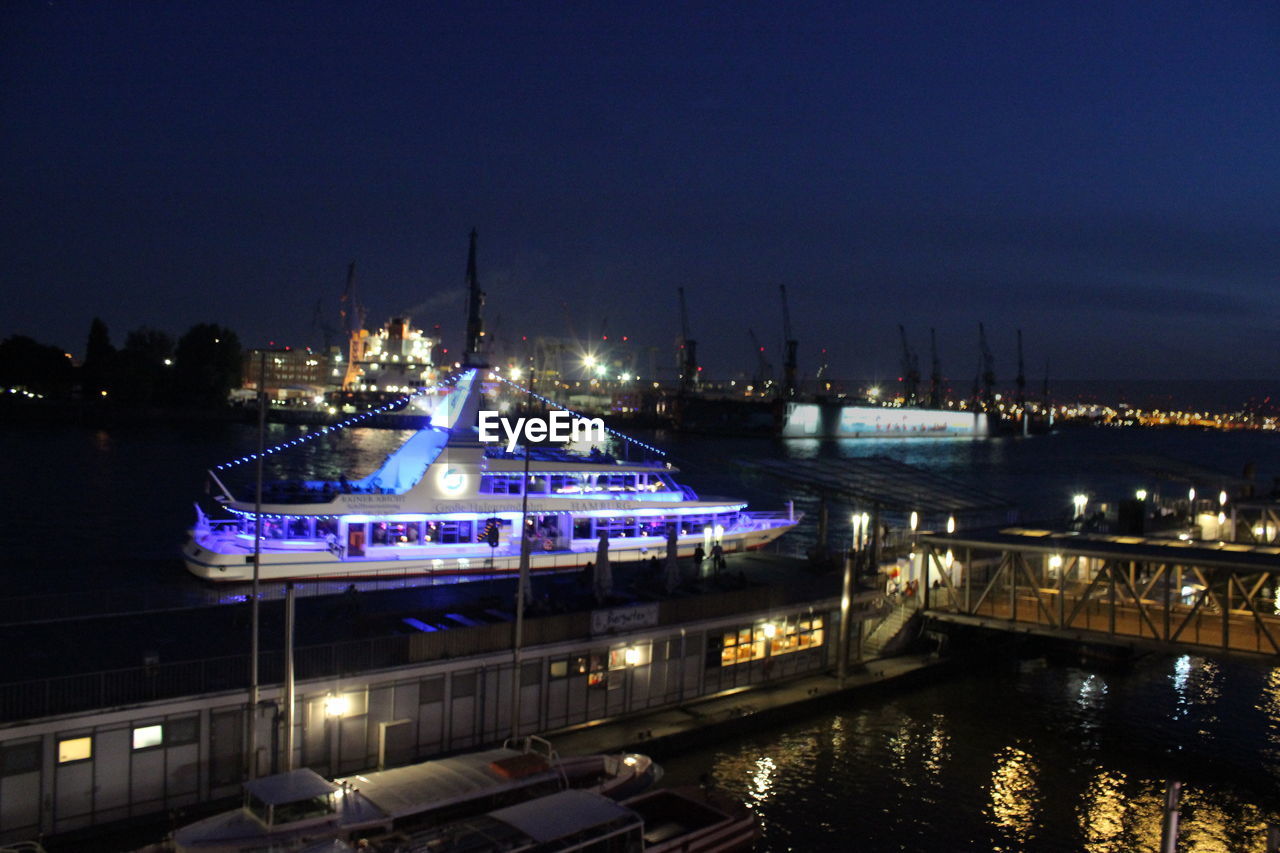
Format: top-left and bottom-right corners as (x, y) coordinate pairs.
(918, 526), (1280, 659)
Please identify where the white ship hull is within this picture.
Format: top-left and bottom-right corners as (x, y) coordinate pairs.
(184, 518), (794, 582)
(186, 368), (799, 583)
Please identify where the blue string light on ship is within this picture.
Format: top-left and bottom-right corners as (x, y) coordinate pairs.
(213, 375), (460, 472)
(492, 372), (667, 458)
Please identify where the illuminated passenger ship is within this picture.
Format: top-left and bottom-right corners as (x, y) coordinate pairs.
(183, 368), (798, 582)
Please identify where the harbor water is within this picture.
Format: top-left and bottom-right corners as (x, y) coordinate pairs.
(2, 419), (1278, 850)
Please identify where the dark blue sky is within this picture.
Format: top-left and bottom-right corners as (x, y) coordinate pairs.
(2, 1), (1278, 383)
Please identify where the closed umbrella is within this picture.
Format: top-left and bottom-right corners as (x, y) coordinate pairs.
(664, 524), (681, 594)
(594, 532), (612, 604)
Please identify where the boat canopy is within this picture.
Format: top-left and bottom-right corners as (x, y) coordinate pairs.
(338, 747), (545, 818)
(490, 789), (635, 842)
(352, 427), (450, 493)
(244, 768), (339, 806)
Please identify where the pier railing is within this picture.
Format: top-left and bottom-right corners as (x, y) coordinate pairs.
(917, 533), (1280, 659)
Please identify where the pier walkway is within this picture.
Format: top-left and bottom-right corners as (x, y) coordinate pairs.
(918, 527), (1280, 659)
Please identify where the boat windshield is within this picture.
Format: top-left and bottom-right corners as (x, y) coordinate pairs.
(272, 794), (336, 825)
(246, 791), (335, 827)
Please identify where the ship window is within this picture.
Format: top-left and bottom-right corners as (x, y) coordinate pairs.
(452, 673), (476, 698)
(132, 724), (164, 750)
(286, 518), (312, 538)
(573, 519), (592, 539)
(521, 662), (541, 687)
(167, 716), (199, 746)
(432, 521), (474, 544)
(587, 653), (608, 689)
(481, 475), (523, 495)
(718, 623), (767, 667)
(549, 659), (569, 679)
(273, 795), (335, 824)
(419, 676), (444, 704)
(0, 741), (40, 776)
(57, 736), (92, 764)
(551, 474), (585, 494)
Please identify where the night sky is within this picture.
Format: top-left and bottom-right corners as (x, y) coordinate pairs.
(3, 2), (1278, 383)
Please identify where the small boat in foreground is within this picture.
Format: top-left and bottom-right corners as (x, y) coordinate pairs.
(171, 737), (658, 852)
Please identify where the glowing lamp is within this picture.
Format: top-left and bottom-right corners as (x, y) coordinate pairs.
(324, 695), (350, 717)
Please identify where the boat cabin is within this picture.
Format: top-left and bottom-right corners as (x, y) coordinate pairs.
(243, 768), (341, 829)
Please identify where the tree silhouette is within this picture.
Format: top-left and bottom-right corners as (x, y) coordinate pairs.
(82, 317), (116, 397)
(174, 324), (242, 406)
(0, 336), (75, 397)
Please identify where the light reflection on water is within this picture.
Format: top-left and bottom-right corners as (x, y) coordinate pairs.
(988, 744), (1040, 850)
(659, 656), (1280, 852)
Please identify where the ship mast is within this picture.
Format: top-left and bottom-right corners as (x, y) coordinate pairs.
(929, 327), (943, 408)
(463, 229), (487, 367)
(780, 285), (798, 400)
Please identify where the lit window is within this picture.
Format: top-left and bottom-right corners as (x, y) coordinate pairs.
(58, 736), (92, 764)
(132, 725), (163, 750)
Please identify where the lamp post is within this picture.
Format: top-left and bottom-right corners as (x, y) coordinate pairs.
(248, 349), (265, 780)
(511, 361), (534, 741)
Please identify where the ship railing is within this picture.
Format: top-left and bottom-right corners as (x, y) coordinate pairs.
(0, 578), (834, 724)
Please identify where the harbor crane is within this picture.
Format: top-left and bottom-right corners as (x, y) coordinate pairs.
(677, 287), (698, 395)
(928, 327), (943, 408)
(338, 262), (366, 389)
(463, 229), (486, 366)
(311, 298), (337, 353)
(747, 327), (773, 394)
(973, 322), (996, 411)
(1015, 329), (1026, 407)
(780, 284), (798, 399)
(898, 324), (920, 405)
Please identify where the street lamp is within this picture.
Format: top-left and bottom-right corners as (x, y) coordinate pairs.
(1135, 489), (1148, 501)
(1073, 493), (1088, 518)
